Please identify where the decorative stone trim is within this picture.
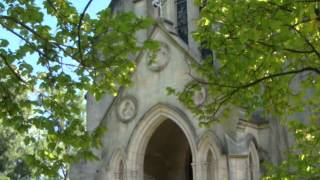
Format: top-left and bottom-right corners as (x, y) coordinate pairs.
(116, 95), (137, 123)
(191, 161), (210, 168)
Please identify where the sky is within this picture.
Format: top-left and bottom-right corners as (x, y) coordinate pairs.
(0, 0), (113, 75)
(1, 0), (112, 49)
(70, 0), (112, 18)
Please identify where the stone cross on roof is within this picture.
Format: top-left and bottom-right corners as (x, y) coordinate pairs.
(152, 0), (167, 18)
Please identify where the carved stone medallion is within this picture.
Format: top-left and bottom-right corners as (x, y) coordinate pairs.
(147, 42), (170, 72)
(192, 86), (207, 106)
(116, 96), (137, 123)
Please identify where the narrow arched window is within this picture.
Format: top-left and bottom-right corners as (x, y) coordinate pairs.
(199, 0), (213, 60)
(206, 150), (215, 180)
(249, 152), (254, 180)
(176, 0), (188, 44)
(248, 142), (260, 180)
(119, 161), (124, 180)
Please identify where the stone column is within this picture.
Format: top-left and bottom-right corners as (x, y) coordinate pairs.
(192, 161), (208, 180)
(126, 169), (139, 180)
(228, 155), (248, 180)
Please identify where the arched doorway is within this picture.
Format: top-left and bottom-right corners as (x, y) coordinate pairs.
(196, 131), (221, 180)
(144, 119), (193, 180)
(126, 104), (197, 180)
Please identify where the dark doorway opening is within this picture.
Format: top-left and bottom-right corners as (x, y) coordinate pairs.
(144, 119), (193, 180)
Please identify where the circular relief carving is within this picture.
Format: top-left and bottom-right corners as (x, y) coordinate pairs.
(192, 86), (207, 106)
(117, 96), (137, 123)
(147, 42), (170, 72)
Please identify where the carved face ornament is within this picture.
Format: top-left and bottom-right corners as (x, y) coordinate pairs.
(117, 96), (137, 123)
(192, 86), (207, 106)
(147, 42), (170, 72)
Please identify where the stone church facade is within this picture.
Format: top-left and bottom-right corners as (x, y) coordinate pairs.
(71, 0), (290, 179)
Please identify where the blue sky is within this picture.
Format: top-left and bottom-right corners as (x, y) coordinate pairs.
(1, 0), (112, 49)
(1, 0), (112, 75)
(70, 0), (112, 18)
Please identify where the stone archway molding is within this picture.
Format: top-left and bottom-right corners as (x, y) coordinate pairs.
(108, 148), (126, 180)
(125, 103), (198, 180)
(246, 134), (260, 180)
(196, 131), (223, 180)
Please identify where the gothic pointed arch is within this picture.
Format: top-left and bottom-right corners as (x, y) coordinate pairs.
(119, 161), (125, 180)
(248, 141), (260, 180)
(197, 131), (223, 180)
(125, 103), (197, 180)
(109, 148), (126, 180)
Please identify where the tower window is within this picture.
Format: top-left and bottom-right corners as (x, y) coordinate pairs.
(199, 0), (213, 60)
(176, 0), (188, 44)
(249, 153), (254, 180)
(200, 41), (213, 60)
(119, 161), (124, 180)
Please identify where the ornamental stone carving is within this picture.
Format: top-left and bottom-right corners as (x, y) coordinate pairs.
(192, 86), (207, 106)
(147, 42), (170, 72)
(116, 96), (137, 123)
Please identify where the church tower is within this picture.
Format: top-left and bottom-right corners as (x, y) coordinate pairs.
(71, 1), (289, 179)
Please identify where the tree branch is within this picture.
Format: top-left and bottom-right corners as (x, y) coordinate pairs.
(0, 15), (92, 69)
(187, 72), (239, 89)
(239, 67), (320, 89)
(267, 1), (293, 12)
(0, 54), (27, 84)
(289, 25), (320, 58)
(255, 40), (315, 54)
(1, 23), (50, 58)
(205, 66), (320, 118)
(226, 36), (315, 54)
(191, 60), (320, 90)
(192, 66), (320, 118)
(0, 15), (75, 55)
(0, 15), (44, 41)
(46, 0), (77, 26)
(1, 24), (85, 70)
(77, 0), (94, 61)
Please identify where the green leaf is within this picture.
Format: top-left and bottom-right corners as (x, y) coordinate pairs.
(0, 39), (9, 47)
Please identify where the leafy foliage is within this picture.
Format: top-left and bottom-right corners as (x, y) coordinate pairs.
(0, 0), (157, 178)
(179, 0), (320, 122)
(0, 121), (31, 180)
(169, 0), (320, 178)
(264, 120), (320, 180)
